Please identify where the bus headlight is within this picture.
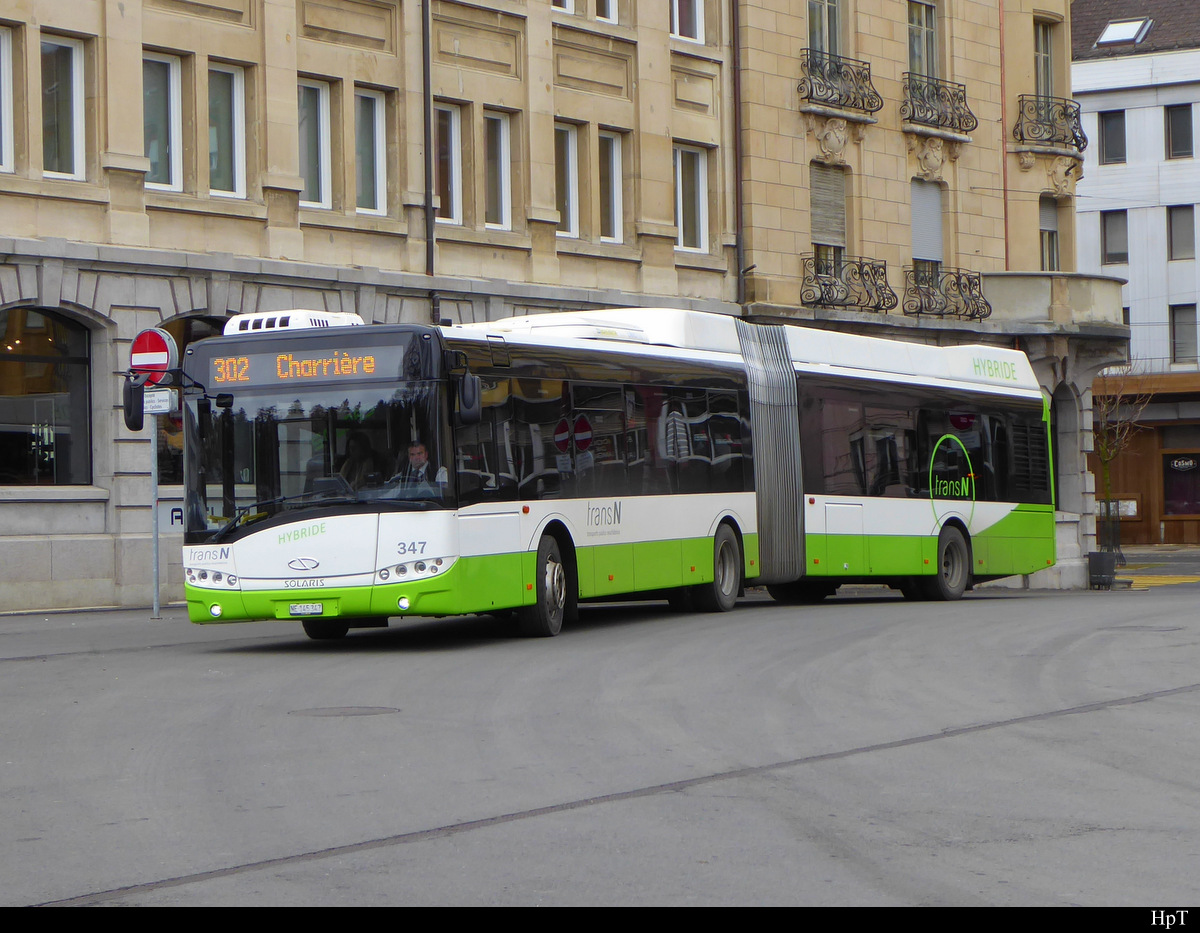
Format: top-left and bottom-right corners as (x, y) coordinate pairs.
(210, 604), (223, 618)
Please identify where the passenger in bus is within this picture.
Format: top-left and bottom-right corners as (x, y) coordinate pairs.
(394, 441), (449, 490)
(338, 431), (383, 490)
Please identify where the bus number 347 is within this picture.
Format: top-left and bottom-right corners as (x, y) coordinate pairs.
(397, 541), (427, 555)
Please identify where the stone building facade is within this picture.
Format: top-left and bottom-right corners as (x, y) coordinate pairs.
(0, 1), (1124, 611)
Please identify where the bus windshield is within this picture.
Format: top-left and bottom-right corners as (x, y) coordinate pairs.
(183, 381), (453, 539)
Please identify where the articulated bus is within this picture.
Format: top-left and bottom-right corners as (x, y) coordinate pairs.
(172, 308), (1054, 638)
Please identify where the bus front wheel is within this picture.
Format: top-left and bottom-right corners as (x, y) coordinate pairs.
(692, 525), (741, 612)
(922, 526), (970, 601)
(519, 536), (573, 637)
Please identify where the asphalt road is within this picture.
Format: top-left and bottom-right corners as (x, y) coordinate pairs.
(2, 584), (1199, 906)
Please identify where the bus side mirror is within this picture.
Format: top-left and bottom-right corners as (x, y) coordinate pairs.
(122, 372), (150, 432)
(458, 372), (482, 424)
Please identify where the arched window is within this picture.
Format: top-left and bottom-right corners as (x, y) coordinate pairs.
(0, 307), (91, 484)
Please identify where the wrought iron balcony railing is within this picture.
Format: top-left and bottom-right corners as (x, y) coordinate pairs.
(1013, 94), (1088, 152)
(901, 267), (992, 320)
(900, 73), (978, 134)
(801, 255), (899, 313)
(798, 49), (884, 115)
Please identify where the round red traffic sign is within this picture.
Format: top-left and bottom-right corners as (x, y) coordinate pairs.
(573, 415), (592, 452)
(130, 328), (179, 386)
(553, 419), (571, 453)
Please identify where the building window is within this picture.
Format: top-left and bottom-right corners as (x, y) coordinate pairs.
(596, 0), (617, 24)
(1172, 304), (1198, 364)
(555, 122), (579, 237)
(1169, 205), (1195, 261)
(208, 63), (245, 198)
(435, 103), (461, 224)
(671, 1), (704, 43)
(0, 308), (91, 485)
(0, 27), (13, 173)
(355, 89), (385, 214)
(551, 0), (573, 11)
(143, 53), (182, 191)
(908, 2), (937, 78)
(1166, 105), (1193, 160)
(41, 36), (85, 179)
(809, 0), (839, 53)
(911, 177), (943, 272)
(1099, 110), (1125, 164)
(1097, 19), (1152, 47)
(1039, 196), (1060, 271)
(298, 79), (331, 209)
(811, 162), (846, 270)
(674, 144), (708, 251)
(599, 130), (622, 242)
(1101, 210), (1128, 264)
(484, 111), (511, 229)
(1034, 21), (1054, 98)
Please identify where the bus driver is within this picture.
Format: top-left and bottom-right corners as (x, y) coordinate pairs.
(394, 441), (449, 490)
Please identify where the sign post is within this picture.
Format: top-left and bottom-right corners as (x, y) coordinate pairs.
(129, 328), (179, 620)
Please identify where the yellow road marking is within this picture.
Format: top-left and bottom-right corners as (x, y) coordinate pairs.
(1123, 574), (1200, 590)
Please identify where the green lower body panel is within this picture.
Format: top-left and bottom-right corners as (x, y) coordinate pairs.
(188, 552), (526, 624)
(188, 531), (762, 624)
(804, 509), (1054, 580)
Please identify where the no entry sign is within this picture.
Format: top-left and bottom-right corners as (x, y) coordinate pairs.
(554, 418), (571, 453)
(573, 415), (593, 452)
(130, 328), (179, 386)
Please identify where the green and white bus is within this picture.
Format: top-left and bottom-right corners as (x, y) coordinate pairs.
(175, 307), (1054, 638)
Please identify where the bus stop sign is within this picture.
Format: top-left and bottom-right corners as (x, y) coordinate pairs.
(130, 327), (179, 386)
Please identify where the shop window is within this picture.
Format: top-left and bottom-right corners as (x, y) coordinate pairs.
(0, 308), (91, 484)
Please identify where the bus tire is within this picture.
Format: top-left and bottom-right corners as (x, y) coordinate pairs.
(692, 524), (741, 613)
(519, 535), (571, 637)
(922, 526), (970, 601)
(302, 619), (349, 640)
(767, 580), (835, 604)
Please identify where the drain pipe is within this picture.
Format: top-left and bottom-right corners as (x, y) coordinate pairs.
(732, 1), (747, 310)
(423, 0), (440, 322)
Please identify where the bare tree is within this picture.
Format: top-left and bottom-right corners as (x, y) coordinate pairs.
(1092, 366), (1153, 556)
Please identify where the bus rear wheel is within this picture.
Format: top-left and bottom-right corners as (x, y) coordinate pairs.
(302, 619), (349, 640)
(922, 526), (970, 601)
(692, 525), (741, 612)
(519, 535), (573, 637)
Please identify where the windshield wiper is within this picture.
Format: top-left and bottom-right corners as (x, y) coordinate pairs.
(210, 484), (355, 542)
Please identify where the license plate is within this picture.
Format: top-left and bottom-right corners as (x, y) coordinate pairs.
(289, 603), (324, 616)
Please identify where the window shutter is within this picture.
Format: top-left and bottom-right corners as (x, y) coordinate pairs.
(1040, 196), (1059, 231)
(911, 179), (944, 262)
(810, 163), (846, 248)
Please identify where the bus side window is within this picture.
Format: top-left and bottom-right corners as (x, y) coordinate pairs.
(455, 376), (515, 505)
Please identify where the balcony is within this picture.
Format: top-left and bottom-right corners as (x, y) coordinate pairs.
(902, 267), (992, 320)
(800, 255), (898, 314)
(798, 49), (883, 115)
(900, 73), (978, 135)
(1013, 95), (1088, 153)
